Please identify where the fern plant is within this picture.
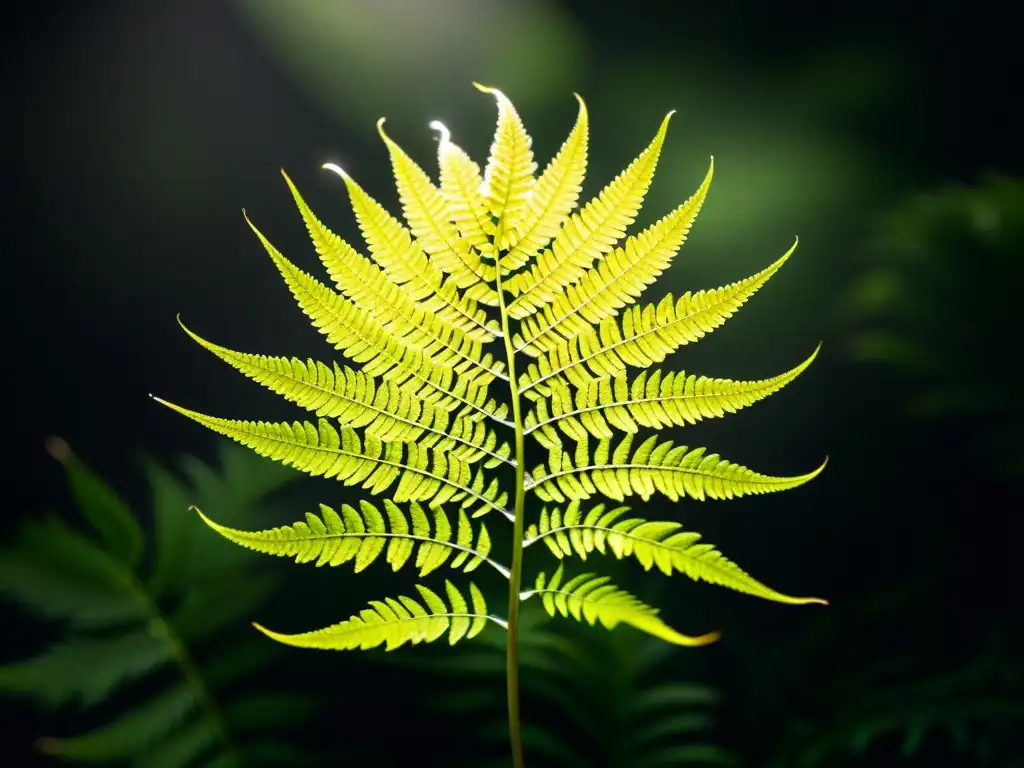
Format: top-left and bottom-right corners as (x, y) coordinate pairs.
(0, 439), (314, 766)
(154, 83), (827, 765)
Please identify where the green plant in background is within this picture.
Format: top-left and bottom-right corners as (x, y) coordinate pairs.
(406, 596), (738, 767)
(846, 176), (1023, 476)
(738, 572), (1024, 767)
(154, 83), (827, 766)
(0, 438), (315, 767)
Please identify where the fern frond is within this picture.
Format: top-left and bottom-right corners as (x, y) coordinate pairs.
(376, 119), (501, 306)
(323, 164), (500, 339)
(245, 213), (508, 421)
(515, 158), (714, 355)
(150, 401), (510, 519)
(502, 94), (589, 274)
(520, 240), (797, 393)
(528, 432), (826, 504)
(254, 581), (494, 650)
(37, 684), (199, 762)
(282, 171), (505, 376)
(431, 121), (498, 276)
(194, 499), (503, 577)
(1, 442), (314, 766)
(504, 111), (674, 309)
(524, 565), (718, 647)
(524, 501), (827, 605)
(0, 628), (170, 708)
(178, 320), (512, 468)
(525, 345), (820, 442)
(475, 83), (537, 253)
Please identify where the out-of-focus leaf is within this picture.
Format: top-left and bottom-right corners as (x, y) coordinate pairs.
(634, 683), (723, 715)
(37, 684), (197, 760)
(845, 176), (1024, 476)
(0, 517), (147, 627)
(640, 744), (740, 766)
(48, 438), (144, 568)
(136, 719), (219, 768)
(1, 439), (318, 765)
(0, 626), (170, 707)
(405, 600), (734, 765)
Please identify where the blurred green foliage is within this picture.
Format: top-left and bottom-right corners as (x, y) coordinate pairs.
(0, 438), (316, 766)
(398, 594), (737, 767)
(736, 570), (1024, 767)
(845, 176), (1023, 476)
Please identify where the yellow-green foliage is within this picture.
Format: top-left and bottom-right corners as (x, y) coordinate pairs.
(156, 82), (826, 656)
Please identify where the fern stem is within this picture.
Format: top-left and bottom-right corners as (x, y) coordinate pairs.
(118, 571), (239, 766)
(149, 612), (238, 765)
(496, 253), (527, 768)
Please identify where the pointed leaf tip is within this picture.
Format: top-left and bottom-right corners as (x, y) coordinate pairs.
(691, 631), (721, 647)
(321, 162), (347, 180)
(44, 436), (72, 465)
(429, 120), (451, 143)
(430, 120), (450, 145)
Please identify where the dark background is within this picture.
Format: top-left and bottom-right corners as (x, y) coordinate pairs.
(3, 1), (1021, 766)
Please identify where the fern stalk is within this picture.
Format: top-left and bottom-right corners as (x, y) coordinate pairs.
(145, 611), (238, 766)
(496, 251), (528, 768)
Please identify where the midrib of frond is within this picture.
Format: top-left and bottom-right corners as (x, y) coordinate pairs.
(523, 585), (654, 617)
(181, 324), (512, 466)
(153, 403), (510, 518)
(284, 177), (505, 379)
(523, 583), (718, 646)
(526, 389), (745, 434)
(520, 245), (793, 394)
(257, 612), (503, 641)
(274, 532), (501, 581)
(214, 525), (508, 578)
(522, 522), (823, 605)
(525, 459), (825, 494)
(523, 353), (816, 435)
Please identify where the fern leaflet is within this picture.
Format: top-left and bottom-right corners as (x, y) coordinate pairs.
(523, 565), (719, 647)
(525, 500), (826, 605)
(253, 581), (494, 651)
(195, 500), (504, 577)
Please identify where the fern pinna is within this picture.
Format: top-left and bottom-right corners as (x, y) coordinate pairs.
(155, 83), (827, 766)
